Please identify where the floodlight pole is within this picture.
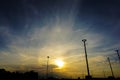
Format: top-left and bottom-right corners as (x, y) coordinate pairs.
(82, 39), (90, 76)
(103, 70), (106, 78)
(107, 57), (114, 77)
(47, 56), (50, 79)
(115, 50), (120, 63)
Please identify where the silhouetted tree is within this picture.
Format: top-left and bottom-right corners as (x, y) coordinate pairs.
(0, 69), (38, 80)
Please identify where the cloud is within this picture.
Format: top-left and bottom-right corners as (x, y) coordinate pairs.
(0, 19), (119, 75)
(0, 0), (120, 77)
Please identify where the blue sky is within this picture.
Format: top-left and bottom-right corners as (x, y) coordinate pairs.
(0, 0), (120, 78)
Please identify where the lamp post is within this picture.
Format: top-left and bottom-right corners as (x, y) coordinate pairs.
(107, 57), (114, 77)
(115, 50), (120, 63)
(47, 56), (50, 79)
(82, 39), (90, 77)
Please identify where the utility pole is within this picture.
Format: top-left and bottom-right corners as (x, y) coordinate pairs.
(107, 57), (114, 77)
(115, 50), (120, 63)
(103, 70), (106, 78)
(82, 39), (90, 77)
(47, 56), (50, 79)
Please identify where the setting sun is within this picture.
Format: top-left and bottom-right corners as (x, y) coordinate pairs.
(55, 59), (64, 68)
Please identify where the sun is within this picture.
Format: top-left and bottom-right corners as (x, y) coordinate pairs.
(55, 59), (64, 68)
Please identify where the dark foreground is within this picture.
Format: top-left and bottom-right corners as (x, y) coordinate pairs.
(0, 69), (120, 80)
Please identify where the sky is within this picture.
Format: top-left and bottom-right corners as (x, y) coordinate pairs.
(0, 0), (120, 78)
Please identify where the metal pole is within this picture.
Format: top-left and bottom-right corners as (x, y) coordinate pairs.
(115, 50), (120, 63)
(103, 70), (106, 78)
(47, 56), (49, 79)
(82, 39), (90, 76)
(107, 57), (114, 77)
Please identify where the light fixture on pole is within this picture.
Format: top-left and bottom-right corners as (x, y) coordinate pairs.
(82, 39), (91, 79)
(46, 56), (50, 79)
(115, 50), (120, 63)
(107, 57), (114, 77)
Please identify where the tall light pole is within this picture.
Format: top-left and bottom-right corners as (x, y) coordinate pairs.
(107, 57), (114, 77)
(103, 70), (106, 78)
(82, 39), (90, 77)
(47, 56), (50, 79)
(115, 50), (120, 63)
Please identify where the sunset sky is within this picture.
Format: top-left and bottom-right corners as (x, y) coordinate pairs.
(0, 0), (120, 78)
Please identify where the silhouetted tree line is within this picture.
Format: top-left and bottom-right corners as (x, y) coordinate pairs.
(0, 68), (120, 80)
(0, 69), (38, 80)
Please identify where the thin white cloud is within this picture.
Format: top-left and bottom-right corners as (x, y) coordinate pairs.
(0, 0), (120, 77)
